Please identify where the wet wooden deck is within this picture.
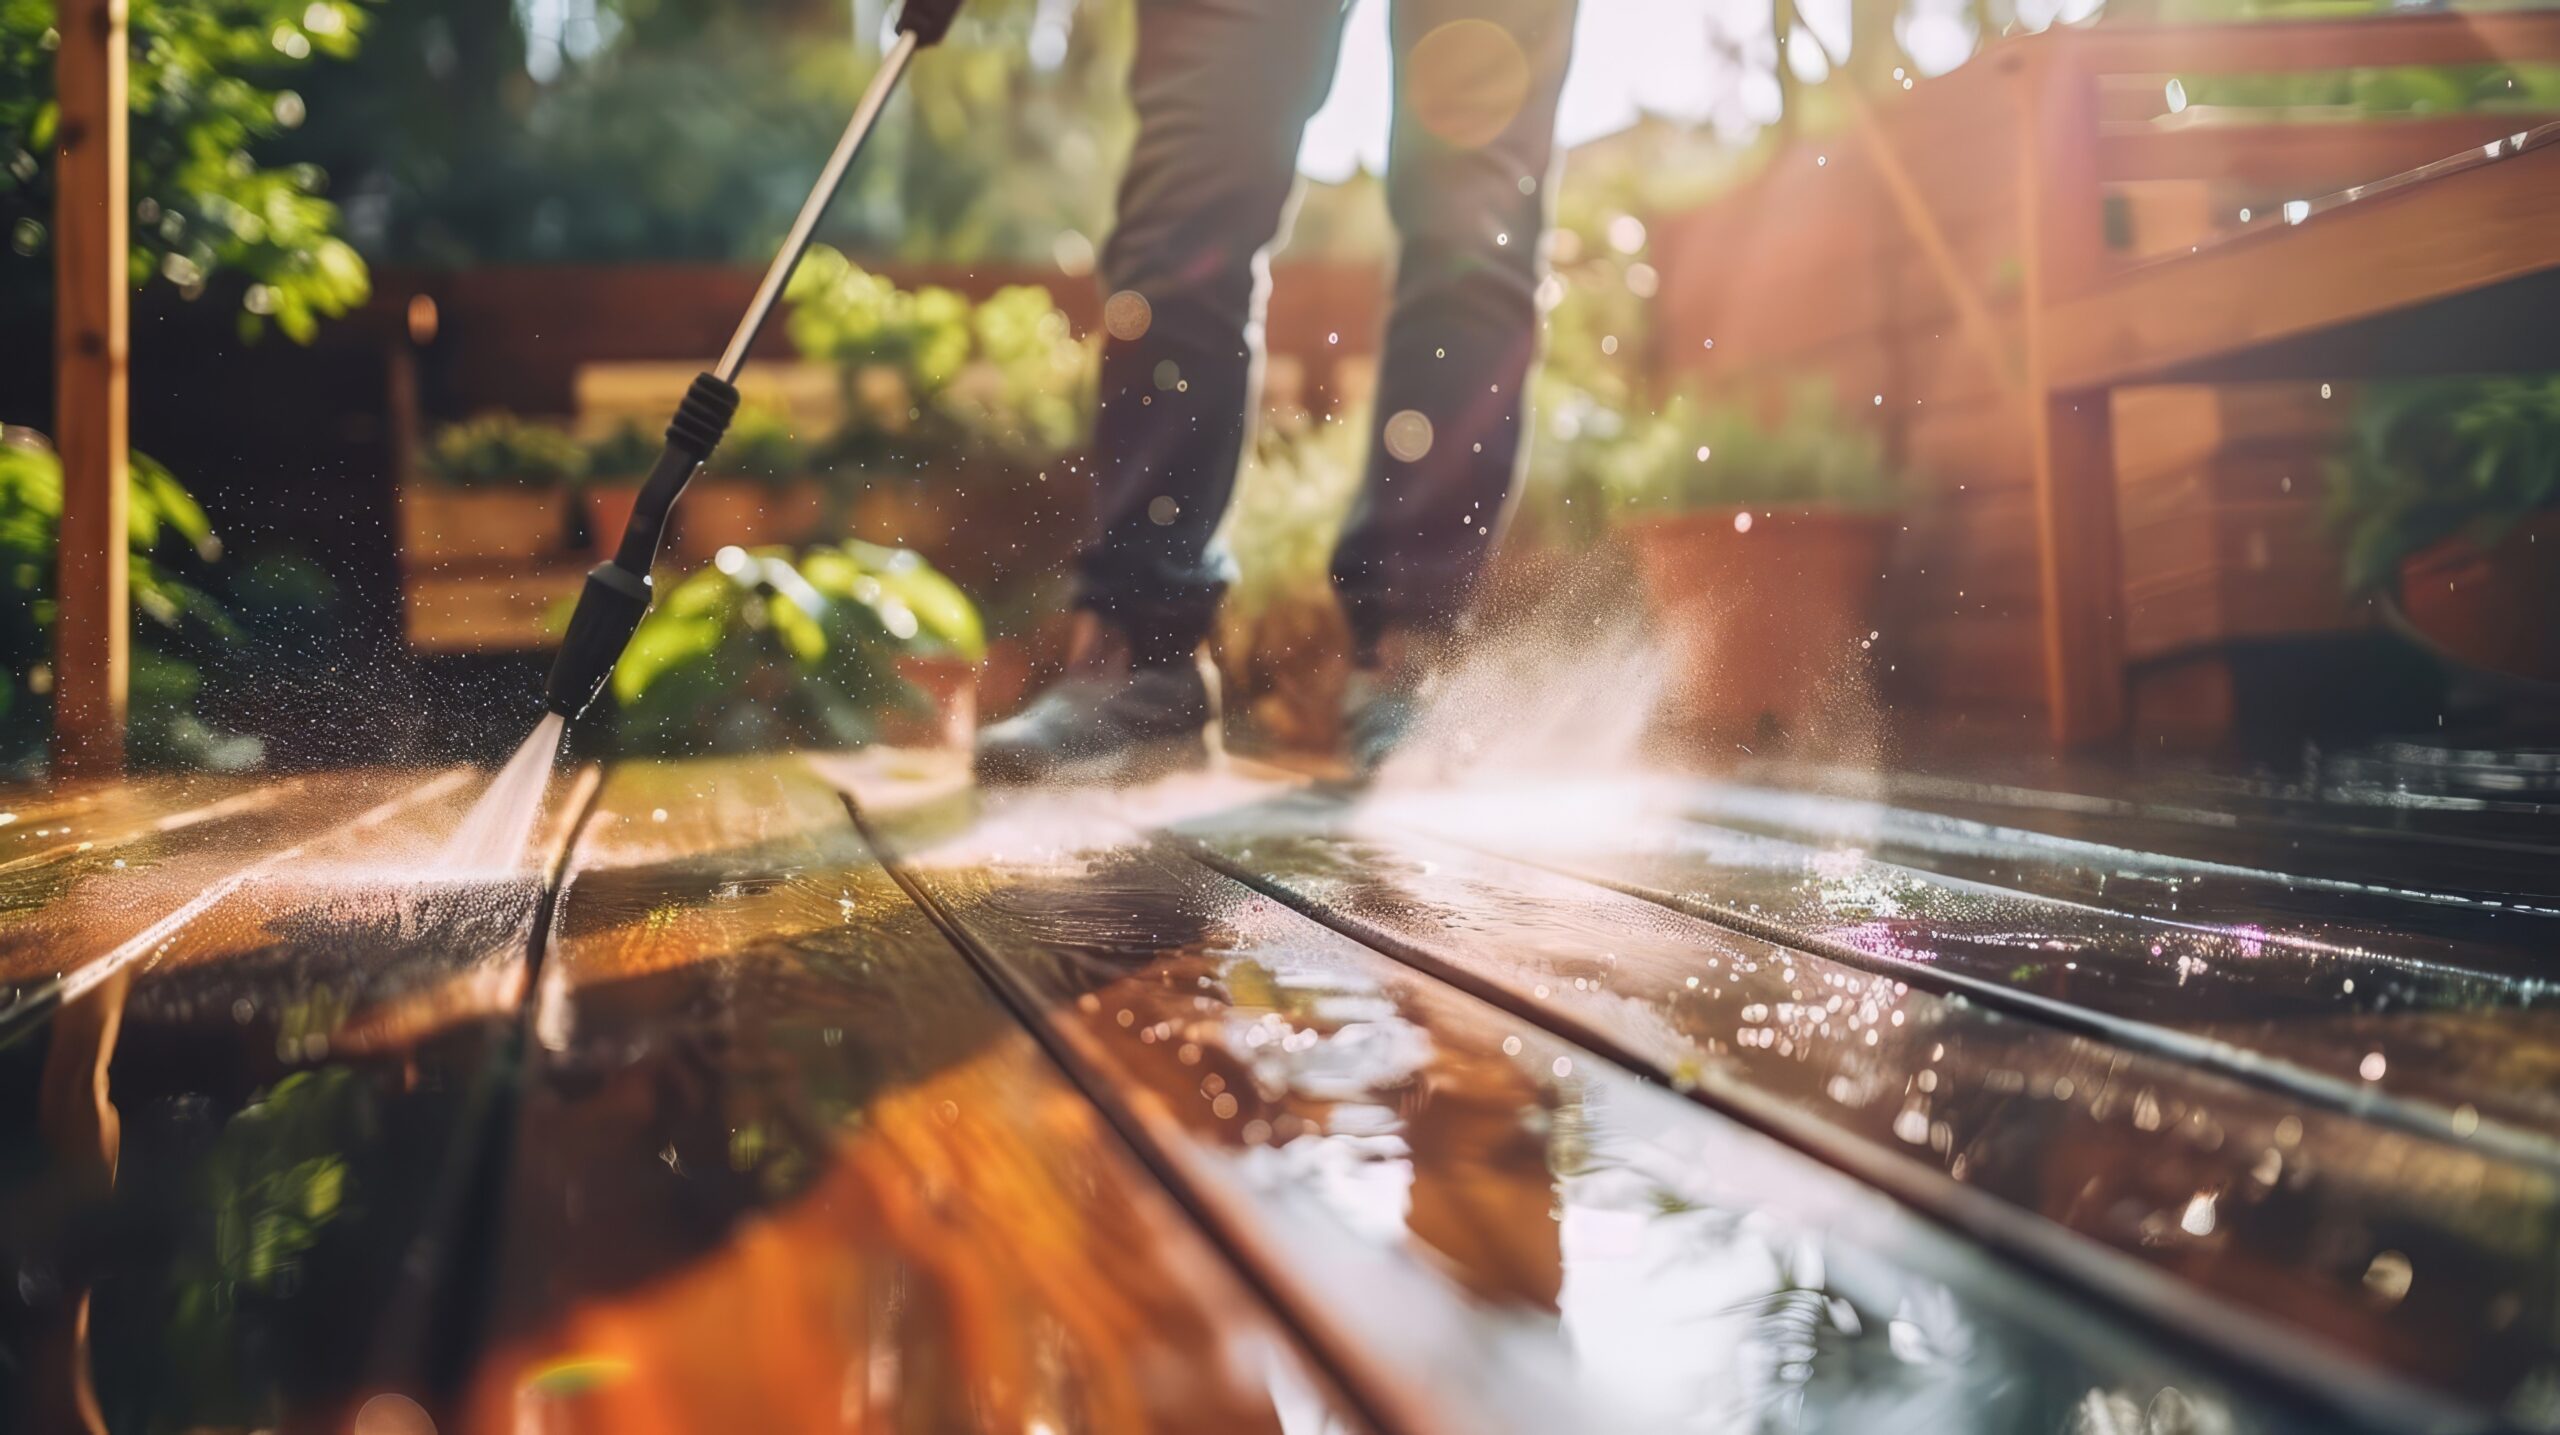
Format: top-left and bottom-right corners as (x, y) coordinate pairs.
(3, 751), (2554, 1433)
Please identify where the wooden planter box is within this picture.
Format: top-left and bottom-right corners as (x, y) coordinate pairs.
(398, 484), (574, 564)
(670, 479), (829, 562)
(1624, 507), (1893, 746)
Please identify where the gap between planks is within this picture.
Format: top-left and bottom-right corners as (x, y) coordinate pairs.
(834, 783), (1447, 1435)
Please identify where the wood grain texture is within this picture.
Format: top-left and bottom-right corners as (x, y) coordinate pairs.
(462, 757), (1357, 1435)
(1182, 793), (2537, 1423)
(51, 0), (129, 775)
(828, 761), (2359, 1435)
(2050, 139), (2560, 390)
(0, 764), (592, 1435)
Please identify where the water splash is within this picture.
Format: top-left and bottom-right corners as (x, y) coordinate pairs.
(439, 713), (565, 873)
(1377, 602), (1668, 791)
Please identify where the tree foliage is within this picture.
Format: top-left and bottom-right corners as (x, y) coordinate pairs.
(1, 0), (372, 338)
(270, 0), (1133, 266)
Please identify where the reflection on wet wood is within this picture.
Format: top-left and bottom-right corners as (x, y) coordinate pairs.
(0, 771), (459, 1033)
(835, 764), (2328, 1435)
(1760, 760), (2560, 899)
(0, 775), (264, 873)
(464, 758), (1355, 1435)
(1178, 793), (2546, 1423)
(1678, 781), (2560, 981)
(1457, 789), (2560, 1147)
(1, 765), (591, 1435)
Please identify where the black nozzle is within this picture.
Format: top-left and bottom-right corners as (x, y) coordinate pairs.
(897, 0), (962, 45)
(542, 370), (738, 719)
(544, 561), (652, 718)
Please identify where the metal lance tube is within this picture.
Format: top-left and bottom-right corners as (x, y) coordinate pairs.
(541, 22), (935, 720)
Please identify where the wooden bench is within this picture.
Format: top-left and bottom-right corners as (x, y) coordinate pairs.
(1652, 12), (2560, 747)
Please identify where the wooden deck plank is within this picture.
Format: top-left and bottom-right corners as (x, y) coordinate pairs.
(460, 756), (1360, 1435)
(0, 764), (593, 1434)
(1758, 760), (2560, 887)
(1448, 790), (2560, 1150)
(1178, 790), (2549, 1422)
(833, 762), (2357, 1435)
(1678, 781), (2560, 974)
(0, 771), (463, 1038)
(0, 774), (261, 856)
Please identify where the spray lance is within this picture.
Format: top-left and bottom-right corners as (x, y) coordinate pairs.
(542, 0), (965, 721)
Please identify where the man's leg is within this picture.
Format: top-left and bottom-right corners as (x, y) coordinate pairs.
(978, 0), (1347, 783)
(1331, 0), (1576, 654)
(1078, 0), (1352, 661)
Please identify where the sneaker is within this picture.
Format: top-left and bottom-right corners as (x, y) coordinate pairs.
(1340, 628), (1449, 778)
(973, 615), (1221, 786)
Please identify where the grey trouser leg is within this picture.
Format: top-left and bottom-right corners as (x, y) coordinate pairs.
(1079, 0), (1575, 660)
(1078, 0), (1351, 661)
(1334, 0), (1576, 650)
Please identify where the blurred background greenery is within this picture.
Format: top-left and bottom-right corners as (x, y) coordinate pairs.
(6, 0), (2559, 769)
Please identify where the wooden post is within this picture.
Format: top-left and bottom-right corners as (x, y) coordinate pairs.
(52, 0), (130, 776)
(2012, 40), (2126, 750)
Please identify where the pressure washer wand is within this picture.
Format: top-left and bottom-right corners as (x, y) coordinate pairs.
(543, 0), (962, 720)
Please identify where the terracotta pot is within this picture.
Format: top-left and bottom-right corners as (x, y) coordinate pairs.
(879, 652), (979, 749)
(398, 484), (572, 564)
(2399, 510), (2560, 681)
(974, 637), (1038, 720)
(670, 480), (829, 562)
(1623, 506), (1893, 744)
(581, 483), (642, 559)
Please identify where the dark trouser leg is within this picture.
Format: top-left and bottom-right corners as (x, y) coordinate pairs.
(1331, 0), (1576, 653)
(1078, 0), (1350, 664)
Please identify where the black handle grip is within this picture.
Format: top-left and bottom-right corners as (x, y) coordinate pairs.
(897, 0), (962, 45)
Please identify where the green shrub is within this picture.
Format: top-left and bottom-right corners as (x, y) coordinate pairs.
(710, 407), (807, 486)
(0, 429), (255, 770)
(609, 540), (983, 755)
(583, 421), (659, 485)
(2328, 376), (2560, 592)
(422, 414), (587, 490)
(785, 246), (1093, 474)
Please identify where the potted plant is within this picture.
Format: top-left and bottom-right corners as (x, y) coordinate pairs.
(1215, 408), (1364, 750)
(406, 414), (584, 563)
(578, 420), (657, 558)
(1591, 382), (1898, 744)
(608, 539), (986, 754)
(2329, 376), (2560, 682)
(669, 407), (826, 561)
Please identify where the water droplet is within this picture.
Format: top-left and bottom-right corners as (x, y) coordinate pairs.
(1383, 409), (1436, 463)
(2362, 1250), (2413, 1305)
(1103, 289), (1153, 341)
